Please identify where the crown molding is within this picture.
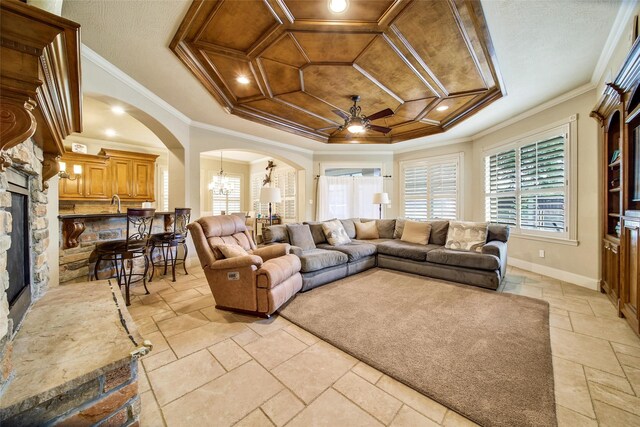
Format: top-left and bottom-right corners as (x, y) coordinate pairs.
(392, 137), (473, 154)
(591, 0), (639, 85)
(471, 82), (595, 141)
(313, 150), (394, 156)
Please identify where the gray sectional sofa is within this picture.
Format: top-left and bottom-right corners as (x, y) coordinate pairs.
(262, 218), (509, 292)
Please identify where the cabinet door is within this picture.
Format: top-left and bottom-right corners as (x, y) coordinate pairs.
(621, 220), (639, 334)
(111, 159), (133, 198)
(84, 164), (110, 199)
(58, 171), (83, 199)
(132, 160), (154, 200)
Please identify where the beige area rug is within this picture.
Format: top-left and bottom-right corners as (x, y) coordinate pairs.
(279, 269), (556, 427)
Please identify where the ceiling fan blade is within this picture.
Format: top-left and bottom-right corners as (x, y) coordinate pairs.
(369, 124), (392, 134)
(332, 109), (351, 121)
(365, 108), (394, 121)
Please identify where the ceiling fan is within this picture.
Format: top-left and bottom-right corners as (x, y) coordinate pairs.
(331, 95), (394, 135)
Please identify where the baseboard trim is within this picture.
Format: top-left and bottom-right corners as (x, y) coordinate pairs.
(509, 258), (599, 291)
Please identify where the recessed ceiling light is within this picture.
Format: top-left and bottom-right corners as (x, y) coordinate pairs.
(236, 76), (250, 84)
(105, 129), (117, 137)
(328, 0), (348, 13)
(436, 105), (449, 112)
(111, 106), (125, 115)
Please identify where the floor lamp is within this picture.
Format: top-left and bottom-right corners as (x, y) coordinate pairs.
(260, 187), (281, 226)
(373, 192), (390, 219)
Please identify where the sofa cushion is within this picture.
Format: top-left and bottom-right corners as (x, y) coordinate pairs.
(263, 225), (289, 244)
(377, 240), (440, 261)
(445, 221), (488, 252)
(286, 224), (316, 251)
(304, 222), (328, 245)
(355, 221), (379, 240)
(362, 218), (396, 239)
(317, 242), (377, 262)
(298, 249), (348, 273)
(428, 220), (450, 245)
(393, 218), (406, 239)
(322, 219), (351, 246)
(216, 244), (249, 259)
(487, 223), (510, 243)
(352, 238), (393, 246)
(427, 248), (500, 271)
(401, 220), (431, 245)
(340, 218), (360, 239)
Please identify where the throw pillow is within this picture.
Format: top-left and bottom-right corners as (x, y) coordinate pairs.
(355, 221), (379, 240)
(445, 221), (488, 252)
(393, 218), (406, 239)
(286, 224), (316, 251)
(217, 244), (249, 258)
(401, 220), (431, 245)
(321, 219), (351, 246)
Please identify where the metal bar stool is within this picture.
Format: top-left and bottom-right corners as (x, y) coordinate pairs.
(149, 208), (191, 282)
(93, 208), (155, 305)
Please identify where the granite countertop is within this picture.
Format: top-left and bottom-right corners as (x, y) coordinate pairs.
(58, 212), (174, 220)
(0, 281), (150, 419)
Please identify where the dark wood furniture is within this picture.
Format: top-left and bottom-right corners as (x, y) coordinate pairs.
(149, 208), (191, 282)
(592, 37), (640, 337)
(92, 208), (156, 306)
(170, 0), (504, 144)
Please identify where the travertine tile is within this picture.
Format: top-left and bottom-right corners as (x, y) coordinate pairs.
(589, 382), (640, 416)
(553, 357), (595, 418)
(333, 371), (401, 424)
(622, 365), (640, 396)
(194, 285), (211, 296)
(442, 410), (480, 426)
(167, 321), (248, 358)
(569, 312), (640, 347)
(169, 294), (216, 314)
(245, 315), (291, 337)
(588, 298), (620, 319)
(140, 390), (165, 427)
(561, 283), (607, 300)
(550, 307), (569, 316)
(542, 287), (565, 298)
(152, 310), (176, 322)
(200, 306), (242, 323)
(138, 293), (164, 305)
(584, 366), (634, 395)
(156, 311), (209, 337)
(556, 405), (597, 427)
(377, 375), (447, 423)
(612, 342), (640, 358)
(235, 409), (274, 427)
(550, 328), (624, 375)
(138, 362), (150, 393)
(161, 288), (202, 304)
(503, 283), (543, 298)
(232, 328), (261, 347)
(209, 339), (252, 371)
(162, 361), (283, 427)
(128, 300), (173, 320)
(244, 329), (307, 370)
(144, 331), (170, 353)
(271, 342), (356, 403)
(543, 296), (594, 315)
(284, 324), (319, 346)
(142, 349), (177, 372)
(287, 389), (383, 427)
(135, 316), (158, 335)
(550, 313), (572, 331)
(390, 405), (439, 427)
(351, 361), (383, 384)
(593, 400), (640, 426)
(618, 353), (640, 369)
(260, 389), (305, 426)
(147, 349), (225, 406)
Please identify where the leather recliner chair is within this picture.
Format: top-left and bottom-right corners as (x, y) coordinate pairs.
(187, 215), (302, 317)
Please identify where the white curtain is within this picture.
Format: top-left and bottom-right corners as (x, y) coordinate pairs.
(317, 176), (383, 220)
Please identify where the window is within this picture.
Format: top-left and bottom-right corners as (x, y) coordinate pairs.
(251, 166), (297, 221)
(212, 175), (241, 215)
(316, 176), (382, 220)
(401, 154), (462, 220)
(484, 120), (576, 241)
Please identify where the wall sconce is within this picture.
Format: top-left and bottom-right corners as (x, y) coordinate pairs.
(58, 161), (82, 181)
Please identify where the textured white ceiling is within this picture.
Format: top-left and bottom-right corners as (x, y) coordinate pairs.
(62, 0), (622, 151)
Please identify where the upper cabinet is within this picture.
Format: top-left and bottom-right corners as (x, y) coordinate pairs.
(58, 149), (158, 201)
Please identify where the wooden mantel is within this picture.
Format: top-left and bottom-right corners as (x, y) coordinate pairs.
(0, 0), (82, 186)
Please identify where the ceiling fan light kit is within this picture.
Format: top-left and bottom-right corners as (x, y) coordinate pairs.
(334, 95), (393, 135)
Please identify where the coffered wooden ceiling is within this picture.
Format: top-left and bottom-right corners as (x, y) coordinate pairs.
(171, 0), (504, 144)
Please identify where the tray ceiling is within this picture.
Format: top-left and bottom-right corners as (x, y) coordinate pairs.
(171, 0), (504, 144)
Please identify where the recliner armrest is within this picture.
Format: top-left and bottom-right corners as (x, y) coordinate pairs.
(251, 243), (290, 261)
(208, 255), (263, 270)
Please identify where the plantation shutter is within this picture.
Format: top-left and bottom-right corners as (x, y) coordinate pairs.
(402, 157), (460, 221)
(485, 149), (517, 226)
(212, 175), (241, 215)
(429, 161), (457, 219)
(403, 163), (429, 220)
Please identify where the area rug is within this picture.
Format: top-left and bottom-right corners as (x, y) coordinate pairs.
(279, 269), (556, 427)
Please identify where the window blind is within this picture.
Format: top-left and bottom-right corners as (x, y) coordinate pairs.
(402, 157), (459, 220)
(212, 175), (241, 215)
(251, 167), (297, 221)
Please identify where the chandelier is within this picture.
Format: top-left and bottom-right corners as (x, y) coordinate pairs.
(207, 152), (230, 195)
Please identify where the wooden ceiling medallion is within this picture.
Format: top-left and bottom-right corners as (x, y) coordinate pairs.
(171, 0), (504, 144)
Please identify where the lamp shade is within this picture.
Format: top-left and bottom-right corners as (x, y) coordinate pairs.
(260, 187), (281, 203)
(372, 192), (390, 204)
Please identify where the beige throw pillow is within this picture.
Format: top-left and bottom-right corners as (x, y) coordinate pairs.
(217, 244), (249, 258)
(401, 220), (431, 245)
(321, 219), (351, 246)
(445, 221), (488, 252)
(355, 221), (379, 240)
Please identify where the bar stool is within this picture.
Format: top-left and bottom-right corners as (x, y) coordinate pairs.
(93, 208), (155, 305)
(149, 208), (191, 282)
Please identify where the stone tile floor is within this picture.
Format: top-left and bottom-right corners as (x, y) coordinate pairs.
(127, 266), (640, 426)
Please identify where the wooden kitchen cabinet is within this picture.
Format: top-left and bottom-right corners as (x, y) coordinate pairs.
(58, 152), (110, 201)
(99, 149), (158, 202)
(621, 217), (639, 335)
